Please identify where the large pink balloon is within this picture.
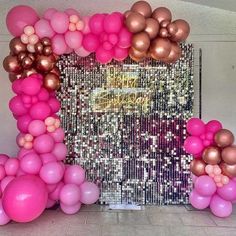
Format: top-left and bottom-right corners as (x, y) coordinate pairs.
(195, 175), (216, 196)
(37, 88), (50, 102)
(48, 98), (61, 113)
(60, 184), (80, 206)
(0, 154), (9, 165)
(96, 46), (113, 64)
(20, 153), (42, 174)
(0, 200), (10, 226)
(65, 31), (83, 50)
(79, 182), (99, 204)
(217, 180), (236, 201)
(17, 115), (32, 133)
(206, 120), (223, 134)
(0, 165), (6, 181)
(210, 194), (232, 218)
(187, 118), (205, 136)
(52, 34), (68, 55)
(114, 47), (128, 61)
(49, 128), (65, 142)
(75, 46), (91, 57)
(50, 11), (69, 34)
(1, 176), (15, 193)
(29, 102), (51, 120)
(40, 153), (57, 165)
(117, 27), (132, 48)
(6, 5), (39, 36)
(60, 201), (81, 215)
(103, 13), (122, 33)
(82, 33), (100, 52)
(2, 175), (48, 223)
(89, 14), (105, 35)
(43, 8), (57, 20)
(35, 19), (55, 39)
(33, 134), (55, 154)
(12, 79), (23, 95)
(64, 165), (85, 185)
(28, 120), (47, 137)
(184, 136), (204, 155)
(9, 96), (28, 116)
(189, 189), (211, 210)
(52, 143), (67, 161)
(5, 158), (19, 176)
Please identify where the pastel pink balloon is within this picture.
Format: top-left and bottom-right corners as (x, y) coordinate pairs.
(21, 76), (42, 96)
(189, 189), (211, 210)
(0, 155), (8, 165)
(187, 118), (205, 136)
(89, 14), (105, 34)
(64, 165), (85, 185)
(52, 143), (67, 161)
(96, 46), (114, 64)
(60, 184), (80, 206)
(48, 98), (61, 113)
(43, 8), (57, 20)
(60, 201), (81, 215)
(40, 162), (64, 184)
(210, 194), (232, 218)
(52, 34), (67, 55)
(30, 102), (51, 120)
(217, 180), (236, 201)
(46, 198), (56, 209)
(17, 148), (34, 160)
(82, 33), (100, 52)
(195, 175), (216, 196)
(118, 27), (132, 48)
(0, 165), (6, 181)
(37, 88), (50, 101)
(49, 181), (64, 201)
(103, 13), (122, 33)
(50, 11), (69, 34)
(34, 19), (55, 38)
(2, 175), (48, 223)
(65, 31), (83, 49)
(33, 134), (55, 154)
(75, 46), (91, 57)
(113, 47), (128, 61)
(9, 96), (28, 116)
(12, 79), (23, 95)
(5, 158), (19, 176)
(40, 153), (57, 165)
(206, 120), (223, 134)
(17, 115), (32, 133)
(64, 8), (79, 17)
(6, 5), (39, 36)
(82, 16), (91, 34)
(20, 153), (42, 174)
(184, 136), (204, 155)
(1, 176), (15, 192)
(64, 46), (74, 54)
(28, 120), (47, 136)
(79, 181), (99, 204)
(0, 200), (11, 225)
(49, 128), (65, 143)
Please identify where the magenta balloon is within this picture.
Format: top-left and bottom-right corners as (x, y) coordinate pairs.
(48, 98), (61, 113)
(49, 128), (65, 143)
(5, 158), (19, 176)
(46, 198), (56, 209)
(184, 136), (204, 155)
(28, 120), (47, 137)
(82, 33), (100, 52)
(52, 143), (67, 161)
(210, 194), (232, 218)
(46, 183), (57, 193)
(21, 76), (42, 96)
(40, 153), (57, 165)
(189, 189), (211, 210)
(17, 148), (34, 160)
(20, 153), (42, 174)
(117, 27), (132, 49)
(33, 134), (55, 154)
(0, 155), (9, 165)
(195, 175), (216, 196)
(2, 175), (48, 223)
(75, 46), (91, 57)
(6, 5), (39, 36)
(0, 165), (6, 181)
(82, 16), (91, 34)
(96, 46), (113, 64)
(0, 200), (10, 225)
(65, 31), (83, 50)
(206, 120), (223, 134)
(89, 14), (105, 35)
(103, 13), (122, 33)
(17, 115), (32, 133)
(60, 184), (80, 206)
(60, 201), (81, 215)
(40, 162), (64, 184)
(50, 11), (69, 34)
(52, 34), (67, 55)
(217, 180), (236, 201)
(43, 8), (57, 20)
(1, 176), (15, 193)
(187, 118), (205, 136)
(49, 181), (64, 200)
(64, 165), (85, 185)
(79, 181), (99, 204)
(16, 168), (26, 177)
(37, 88), (50, 102)
(9, 96), (28, 116)
(29, 102), (51, 120)
(114, 47), (129, 61)
(35, 19), (55, 39)
(12, 79), (23, 95)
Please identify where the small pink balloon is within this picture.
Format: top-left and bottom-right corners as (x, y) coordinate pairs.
(60, 201), (81, 215)
(82, 33), (100, 52)
(187, 118), (205, 136)
(1, 176), (15, 192)
(65, 31), (83, 49)
(40, 153), (57, 165)
(96, 46), (113, 64)
(9, 96), (28, 116)
(89, 14), (105, 35)
(35, 19), (55, 38)
(113, 47), (128, 61)
(0, 165), (6, 181)
(0, 199), (11, 225)
(21, 76), (42, 96)
(17, 115), (32, 133)
(50, 11), (69, 34)
(33, 134), (55, 154)
(103, 13), (122, 33)
(189, 189), (211, 210)
(60, 184), (80, 206)
(0, 155), (9, 165)
(217, 180), (236, 201)
(206, 120), (223, 134)
(37, 88), (50, 101)
(79, 181), (99, 204)
(48, 98), (61, 113)
(30, 102), (51, 120)
(5, 158), (19, 176)
(64, 165), (85, 185)
(46, 198), (56, 209)
(28, 120), (47, 137)
(75, 46), (91, 57)
(52, 34), (68, 55)
(184, 136), (204, 155)
(81, 16), (91, 34)
(43, 8), (57, 20)
(49, 181), (64, 201)
(52, 143), (67, 161)
(20, 153), (42, 174)
(195, 175), (216, 196)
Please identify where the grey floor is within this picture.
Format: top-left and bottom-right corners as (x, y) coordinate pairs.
(1, 204), (236, 236)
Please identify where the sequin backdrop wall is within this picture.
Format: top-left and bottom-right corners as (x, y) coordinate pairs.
(57, 44), (194, 205)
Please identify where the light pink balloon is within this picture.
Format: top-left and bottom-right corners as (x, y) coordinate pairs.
(65, 31), (83, 49)
(0, 165), (6, 181)
(52, 143), (67, 161)
(79, 181), (99, 204)
(64, 46), (74, 54)
(118, 27), (132, 48)
(35, 19), (55, 39)
(60, 201), (81, 215)
(75, 46), (91, 57)
(5, 158), (19, 176)
(17, 115), (32, 133)
(20, 153), (42, 174)
(33, 134), (55, 154)
(37, 88), (50, 101)
(217, 180), (236, 201)
(82, 16), (91, 34)
(40, 162), (64, 184)
(64, 8), (79, 17)
(103, 13), (122, 33)
(17, 148), (34, 160)
(89, 14), (105, 35)
(49, 128), (65, 143)
(0, 154), (9, 165)
(40, 153), (57, 165)
(114, 47), (128, 61)
(1, 176), (15, 192)
(43, 8), (57, 20)
(64, 165), (85, 185)
(60, 184), (80, 206)
(0, 199), (11, 225)
(48, 98), (61, 113)
(50, 11), (69, 34)
(21, 76), (42, 96)
(52, 34), (68, 55)
(9, 96), (28, 116)
(46, 198), (56, 209)
(189, 189), (211, 210)
(30, 102), (51, 120)
(96, 46), (113, 64)
(28, 120), (47, 137)
(195, 175), (216, 196)
(49, 181), (64, 201)
(82, 33), (100, 52)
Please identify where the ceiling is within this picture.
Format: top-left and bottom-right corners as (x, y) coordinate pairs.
(180, 0), (236, 12)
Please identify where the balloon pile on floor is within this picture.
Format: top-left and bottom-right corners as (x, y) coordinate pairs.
(0, 74), (99, 225)
(184, 118), (236, 218)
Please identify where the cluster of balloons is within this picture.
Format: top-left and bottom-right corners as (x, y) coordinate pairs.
(184, 118), (236, 217)
(125, 1), (190, 63)
(0, 74), (99, 225)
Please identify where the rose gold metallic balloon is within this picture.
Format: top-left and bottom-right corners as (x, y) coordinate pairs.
(36, 55), (56, 72)
(28, 53), (35, 62)
(167, 22), (178, 36)
(35, 42), (44, 54)
(18, 52), (27, 62)
(131, 1), (152, 18)
(162, 42), (181, 63)
(159, 28), (169, 38)
(3, 55), (22, 73)
(50, 66), (60, 76)
(132, 32), (150, 52)
(129, 47), (147, 62)
(9, 73), (21, 82)
(152, 7), (172, 23)
(44, 73), (60, 91)
(22, 68), (37, 77)
(9, 37), (26, 55)
(22, 57), (33, 69)
(190, 159), (206, 176)
(221, 162), (236, 178)
(124, 10), (132, 18)
(41, 37), (51, 46)
(202, 146), (221, 165)
(171, 19), (190, 42)
(160, 20), (170, 28)
(222, 146), (236, 165)
(144, 18), (159, 39)
(150, 37), (171, 60)
(125, 12), (146, 33)
(43, 46), (53, 56)
(215, 129), (234, 148)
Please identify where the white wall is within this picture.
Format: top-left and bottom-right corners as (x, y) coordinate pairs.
(0, 0), (236, 156)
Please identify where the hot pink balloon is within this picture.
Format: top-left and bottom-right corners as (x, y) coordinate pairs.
(65, 31), (83, 49)
(21, 75), (42, 96)
(1, 176), (15, 192)
(17, 115), (32, 133)
(64, 165), (85, 185)
(187, 118), (205, 136)
(60, 184), (80, 206)
(43, 8), (57, 20)
(117, 27), (132, 48)
(52, 34), (68, 55)
(49, 181), (64, 201)
(96, 46), (113, 64)
(33, 134), (55, 154)
(75, 46), (91, 57)
(0, 154), (8, 165)
(34, 19), (55, 39)
(189, 189), (211, 210)
(12, 79), (23, 95)
(52, 143), (67, 161)
(50, 11), (69, 34)
(217, 180), (236, 201)
(0, 200), (10, 225)
(49, 128), (65, 143)
(29, 102), (51, 120)
(103, 13), (122, 33)
(2, 175), (48, 223)
(9, 96), (28, 116)
(195, 175), (216, 196)
(0, 165), (6, 181)
(6, 5), (39, 36)
(46, 183), (57, 193)
(82, 33), (100, 52)
(37, 88), (50, 101)
(89, 14), (105, 35)
(60, 201), (81, 215)
(206, 120), (223, 134)
(17, 148), (34, 160)
(40, 153), (57, 165)
(20, 153), (42, 174)
(5, 158), (19, 176)
(113, 47), (128, 61)
(184, 136), (204, 155)
(28, 120), (47, 136)
(48, 98), (60, 113)
(79, 181), (99, 204)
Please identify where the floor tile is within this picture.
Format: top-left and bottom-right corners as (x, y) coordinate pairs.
(180, 212), (216, 226)
(80, 205), (104, 212)
(134, 225), (170, 236)
(210, 214), (236, 227)
(148, 212), (182, 226)
(87, 212), (118, 225)
(204, 227), (236, 236)
(169, 226), (207, 236)
(102, 224), (135, 236)
(118, 212), (150, 225)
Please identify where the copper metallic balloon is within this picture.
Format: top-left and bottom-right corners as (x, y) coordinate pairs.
(3, 55), (22, 73)
(41, 37), (51, 46)
(44, 73), (60, 91)
(35, 42), (44, 54)
(22, 68), (37, 77)
(125, 12), (146, 33)
(167, 22), (178, 36)
(36, 55), (56, 72)
(190, 159), (206, 176)
(28, 53), (35, 62)
(150, 37), (171, 60)
(43, 46), (53, 56)
(9, 37), (26, 55)
(124, 10), (132, 18)
(144, 18), (159, 39)
(18, 52), (27, 62)
(162, 42), (181, 63)
(214, 129), (234, 148)
(152, 7), (172, 23)
(171, 19), (190, 42)
(222, 146), (236, 165)
(9, 73), (21, 83)
(50, 66), (60, 76)
(129, 47), (147, 62)
(22, 57), (33, 69)
(132, 32), (150, 52)
(131, 1), (152, 18)
(160, 20), (170, 28)
(159, 28), (169, 38)
(202, 146), (221, 165)
(221, 162), (236, 178)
